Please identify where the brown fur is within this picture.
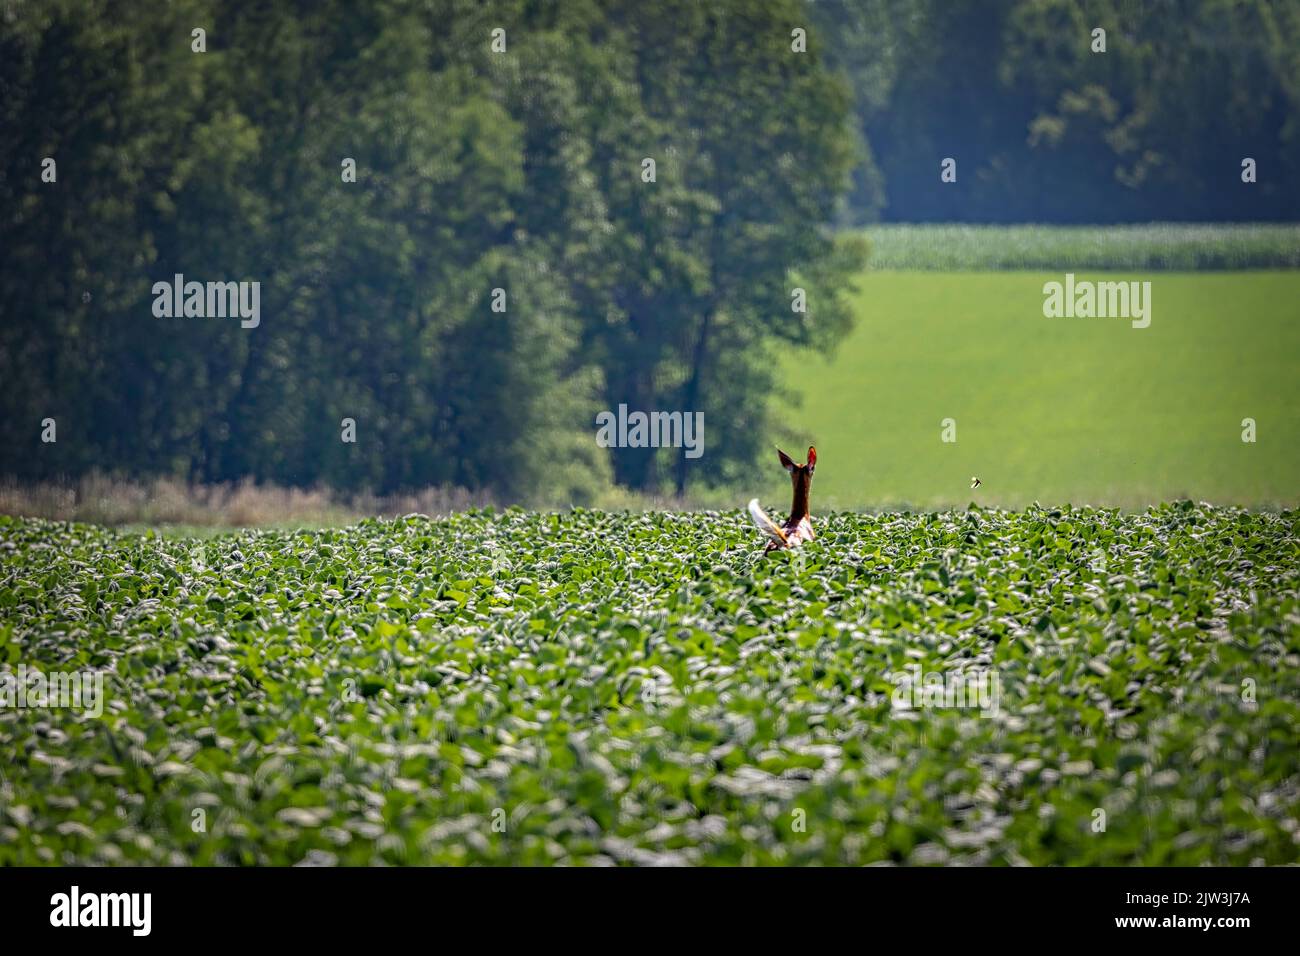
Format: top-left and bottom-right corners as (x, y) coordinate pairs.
(751, 446), (816, 552)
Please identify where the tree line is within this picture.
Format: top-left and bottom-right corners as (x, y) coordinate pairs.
(818, 0), (1300, 223)
(2, 0), (1295, 500)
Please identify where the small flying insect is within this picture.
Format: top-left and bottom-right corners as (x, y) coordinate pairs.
(970, 476), (981, 489)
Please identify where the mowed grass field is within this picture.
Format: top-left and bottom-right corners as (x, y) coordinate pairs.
(781, 271), (1300, 509)
(1, 506), (1297, 866)
(861, 223), (1300, 271)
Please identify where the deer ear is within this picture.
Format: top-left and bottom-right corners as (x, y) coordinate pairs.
(807, 446), (817, 472)
(777, 448), (796, 473)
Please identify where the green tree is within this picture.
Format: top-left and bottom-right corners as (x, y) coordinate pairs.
(1, 0), (610, 501)
(1, 0), (864, 501)
(498, 0), (865, 493)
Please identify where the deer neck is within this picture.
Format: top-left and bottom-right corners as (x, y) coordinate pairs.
(788, 474), (811, 523)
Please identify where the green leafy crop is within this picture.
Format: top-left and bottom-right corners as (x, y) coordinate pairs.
(0, 504), (1296, 865)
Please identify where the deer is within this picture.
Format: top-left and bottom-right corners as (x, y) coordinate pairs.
(747, 446), (816, 552)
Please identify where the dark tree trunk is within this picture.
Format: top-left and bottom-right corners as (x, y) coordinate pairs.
(610, 362), (660, 491)
(675, 310), (713, 496)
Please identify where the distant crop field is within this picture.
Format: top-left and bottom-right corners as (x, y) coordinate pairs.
(779, 271), (1300, 509)
(1, 506), (1296, 865)
(861, 223), (1300, 271)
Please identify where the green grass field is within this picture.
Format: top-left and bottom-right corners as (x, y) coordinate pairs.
(1, 506), (1296, 866)
(780, 271), (1300, 509)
